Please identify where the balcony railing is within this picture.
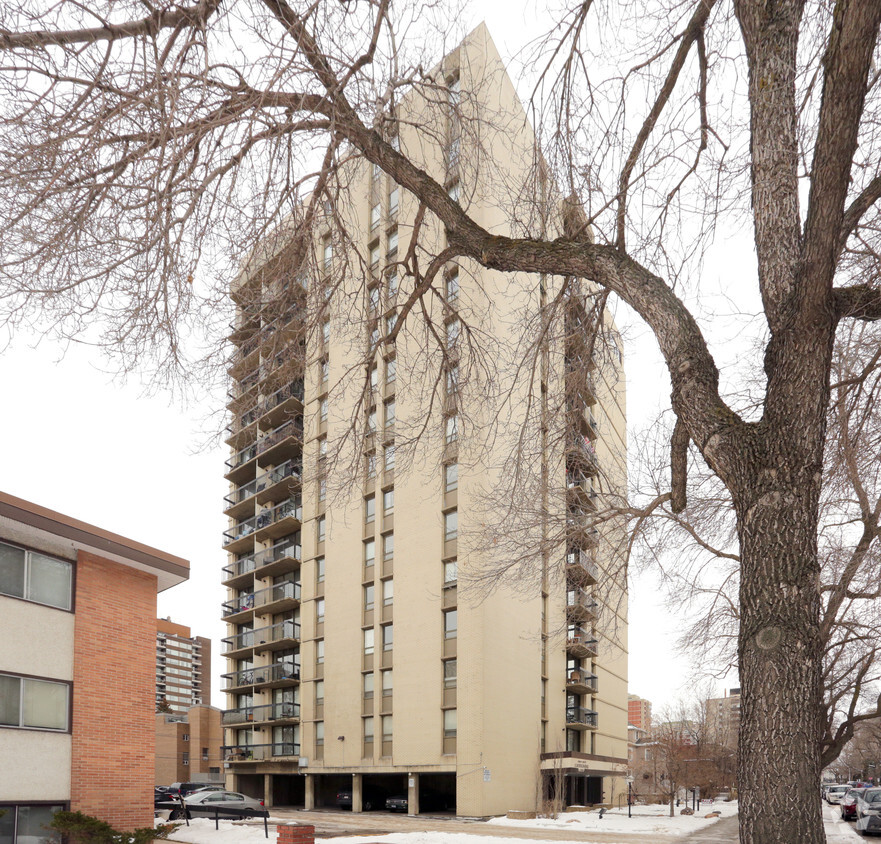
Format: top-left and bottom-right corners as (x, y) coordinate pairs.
(566, 668), (599, 694)
(223, 621), (300, 654)
(222, 701), (300, 725)
(224, 459), (302, 510)
(254, 536), (301, 571)
(257, 498), (302, 531)
(222, 554), (257, 584)
(566, 587), (598, 620)
(259, 381), (305, 417)
(258, 418), (304, 455)
(222, 581), (301, 618)
(226, 443), (257, 472)
(223, 515), (260, 547)
(566, 549), (599, 583)
(221, 660), (299, 691)
(566, 628), (599, 658)
(221, 666), (258, 690)
(568, 433), (599, 471)
(221, 742), (300, 762)
(566, 706), (599, 729)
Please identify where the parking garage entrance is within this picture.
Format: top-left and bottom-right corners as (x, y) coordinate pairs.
(272, 774), (305, 807)
(418, 773), (456, 814)
(312, 773), (350, 809)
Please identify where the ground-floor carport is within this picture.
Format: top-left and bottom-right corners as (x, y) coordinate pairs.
(418, 773), (456, 813)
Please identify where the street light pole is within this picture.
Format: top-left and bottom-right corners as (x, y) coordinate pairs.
(626, 776), (634, 819)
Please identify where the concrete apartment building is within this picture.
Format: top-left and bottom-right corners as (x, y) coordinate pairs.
(155, 705), (224, 785)
(220, 25), (628, 816)
(0, 491), (188, 839)
(156, 618), (211, 713)
(628, 695), (652, 732)
(705, 688), (741, 750)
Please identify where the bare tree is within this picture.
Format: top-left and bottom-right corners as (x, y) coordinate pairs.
(1, 0), (880, 840)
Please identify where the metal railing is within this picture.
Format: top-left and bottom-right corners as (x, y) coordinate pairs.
(566, 706), (599, 728)
(566, 549), (599, 581)
(222, 702), (301, 725)
(567, 628), (599, 656)
(222, 581), (301, 618)
(254, 535), (301, 570)
(258, 418), (304, 454)
(221, 661), (299, 690)
(226, 443), (257, 472)
(223, 621), (301, 653)
(224, 459), (302, 509)
(566, 668), (599, 692)
(259, 381), (304, 417)
(566, 587), (598, 617)
(221, 742), (300, 762)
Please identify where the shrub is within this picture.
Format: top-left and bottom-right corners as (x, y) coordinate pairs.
(49, 811), (177, 844)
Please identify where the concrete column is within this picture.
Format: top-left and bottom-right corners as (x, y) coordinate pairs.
(408, 773), (419, 816)
(305, 773), (315, 810)
(352, 773), (363, 813)
(264, 774), (274, 808)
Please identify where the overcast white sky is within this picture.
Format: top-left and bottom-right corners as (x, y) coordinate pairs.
(0, 0), (751, 716)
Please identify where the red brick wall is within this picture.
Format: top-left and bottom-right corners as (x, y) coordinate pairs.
(71, 550), (157, 829)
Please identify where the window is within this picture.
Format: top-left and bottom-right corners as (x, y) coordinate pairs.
(446, 318), (460, 346)
(445, 269), (459, 303)
(316, 598), (325, 623)
(382, 714), (393, 741)
(318, 437), (328, 460)
(0, 542), (72, 610)
(384, 445), (395, 472)
(382, 669), (393, 696)
(386, 229), (398, 258)
(444, 609), (457, 639)
(370, 365), (378, 391)
(382, 623), (393, 651)
(383, 488), (394, 515)
(319, 397), (328, 423)
(386, 269), (399, 298)
(316, 557), (325, 583)
(367, 409), (377, 433)
(323, 240), (333, 270)
(444, 560), (457, 584)
(363, 716), (375, 740)
(370, 322), (380, 347)
(386, 311), (398, 336)
(445, 415), (458, 444)
(366, 452), (377, 478)
(372, 161), (382, 182)
(315, 680), (324, 705)
(315, 639), (324, 665)
(369, 243), (380, 269)
(363, 673), (374, 699)
(364, 539), (376, 567)
(317, 516), (326, 544)
(448, 136), (460, 167)
(389, 186), (399, 217)
(364, 628), (375, 655)
(383, 533), (394, 561)
(0, 805), (64, 844)
(315, 720), (325, 746)
(445, 463), (458, 492)
(364, 584), (375, 612)
(0, 673), (69, 731)
(202, 747), (209, 761)
(365, 496), (376, 524)
(382, 579), (394, 607)
(444, 510), (458, 542)
(443, 708), (457, 738)
(182, 733), (190, 742)
(322, 320), (330, 344)
(384, 400), (396, 427)
(182, 751), (189, 766)
(370, 203), (381, 231)
(318, 477), (326, 503)
(443, 659), (457, 689)
(386, 357), (396, 384)
(321, 359), (329, 384)
(447, 181), (460, 203)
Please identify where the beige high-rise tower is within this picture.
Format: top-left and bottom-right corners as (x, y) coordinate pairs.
(220, 24), (628, 816)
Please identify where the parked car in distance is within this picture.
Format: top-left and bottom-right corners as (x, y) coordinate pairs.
(166, 781), (220, 798)
(856, 788), (881, 836)
(842, 787), (868, 821)
(385, 795), (408, 813)
(157, 790), (267, 820)
(190, 785), (225, 794)
(334, 790), (375, 810)
(826, 784), (850, 804)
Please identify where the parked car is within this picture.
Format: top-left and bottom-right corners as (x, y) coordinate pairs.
(842, 787), (868, 821)
(385, 795), (408, 813)
(166, 782), (219, 798)
(855, 787), (881, 836)
(335, 791), (374, 810)
(826, 784), (850, 804)
(157, 790), (267, 820)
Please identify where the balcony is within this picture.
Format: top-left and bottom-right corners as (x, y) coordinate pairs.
(252, 535), (301, 579)
(257, 418), (304, 466)
(223, 459), (302, 519)
(222, 514), (260, 554)
(221, 666), (258, 692)
(225, 442), (258, 486)
(222, 554), (257, 590)
(253, 620), (301, 653)
(222, 701), (301, 726)
(567, 433), (599, 474)
(566, 667), (599, 695)
(566, 587), (598, 623)
(221, 742), (300, 762)
(252, 661), (300, 690)
(221, 627), (258, 659)
(567, 471), (598, 509)
(225, 404), (259, 449)
(566, 706), (599, 730)
(222, 581), (301, 622)
(566, 549), (598, 585)
(258, 380), (305, 429)
(254, 497), (302, 543)
(227, 371), (260, 411)
(566, 628), (599, 659)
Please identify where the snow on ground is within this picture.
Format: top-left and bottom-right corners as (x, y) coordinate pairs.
(158, 817), (288, 844)
(486, 800), (739, 838)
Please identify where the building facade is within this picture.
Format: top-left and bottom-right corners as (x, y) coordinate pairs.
(0, 491), (188, 838)
(705, 688), (741, 750)
(155, 705), (224, 785)
(628, 695), (652, 732)
(156, 618), (211, 713)
(220, 25), (628, 816)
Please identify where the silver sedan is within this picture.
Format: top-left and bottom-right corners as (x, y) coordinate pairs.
(158, 790), (268, 820)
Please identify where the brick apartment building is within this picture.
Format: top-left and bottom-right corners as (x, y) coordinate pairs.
(155, 704), (224, 785)
(628, 695), (652, 731)
(156, 618), (211, 713)
(0, 491), (188, 840)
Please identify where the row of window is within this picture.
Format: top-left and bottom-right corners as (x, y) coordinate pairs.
(0, 673), (69, 732)
(0, 804), (63, 844)
(0, 542), (72, 611)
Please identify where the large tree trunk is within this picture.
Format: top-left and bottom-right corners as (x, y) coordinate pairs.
(735, 466), (825, 843)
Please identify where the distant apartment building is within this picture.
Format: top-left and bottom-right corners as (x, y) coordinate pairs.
(0, 491), (188, 839)
(156, 618), (211, 712)
(628, 695), (652, 731)
(705, 688), (741, 749)
(219, 25), (629, 816)
(155, 705), (224, 785)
